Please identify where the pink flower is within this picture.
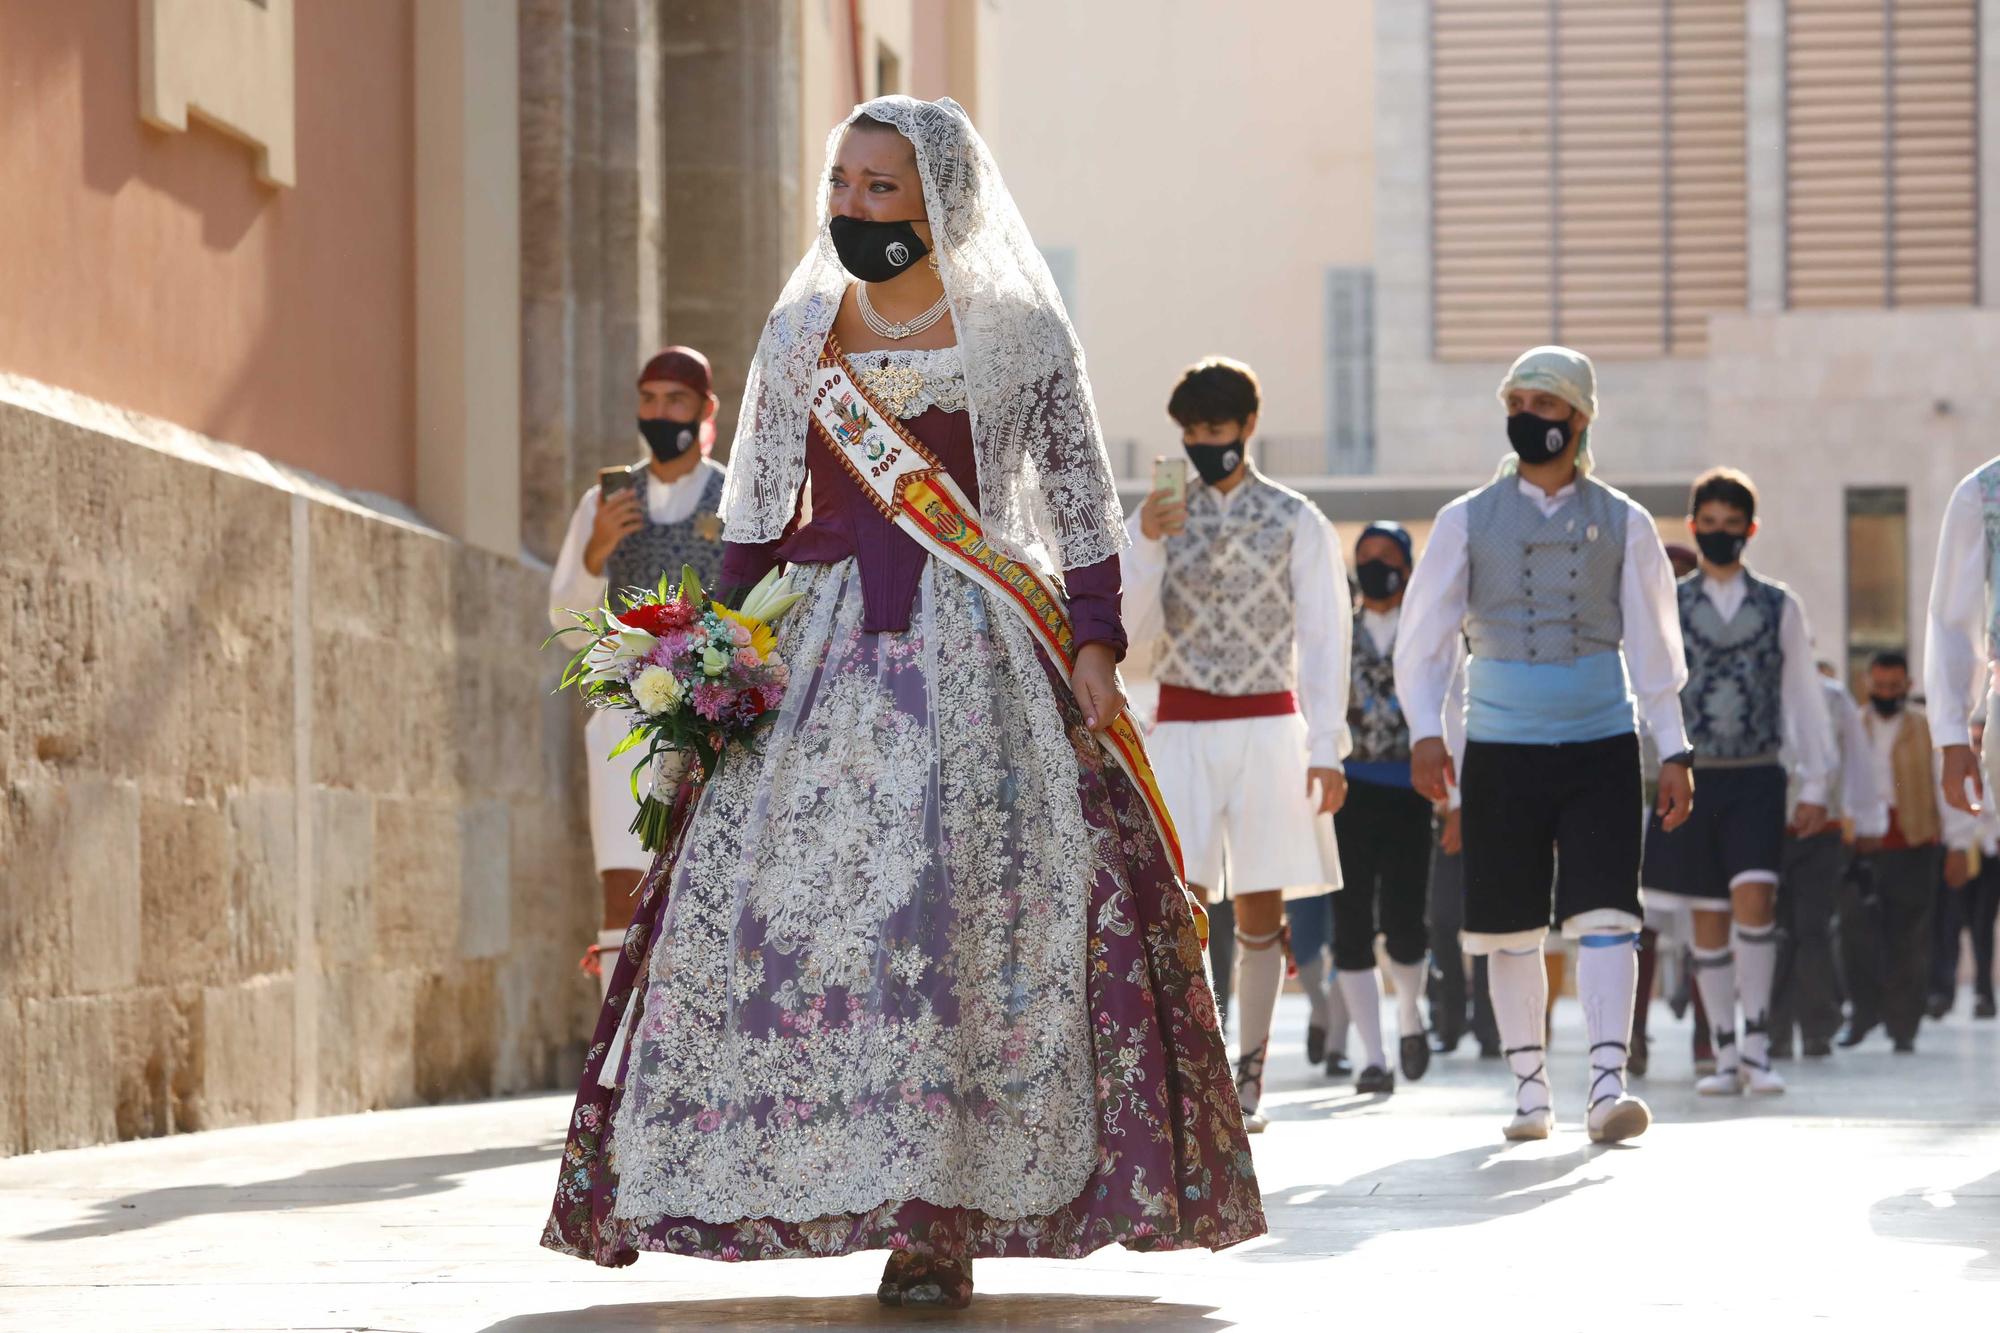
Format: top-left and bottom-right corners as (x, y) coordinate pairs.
(695, 1109), (721, 1132)
(735, 647), (762, 670)
(728, 621), (752, 647)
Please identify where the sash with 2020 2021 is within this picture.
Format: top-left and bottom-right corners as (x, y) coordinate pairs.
(807, 337), (1202, 940)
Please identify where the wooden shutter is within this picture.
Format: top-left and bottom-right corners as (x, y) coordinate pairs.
(1667, 0), (1749, 354)
(1432, 0), (1557, 362)
(1432, 0), (1747, 361)
(1787, 0), (1977, 309)
(1891, 0), (1977, 306)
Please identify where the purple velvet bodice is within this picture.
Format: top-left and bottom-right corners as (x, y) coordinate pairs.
(721, 406), (1125, 656)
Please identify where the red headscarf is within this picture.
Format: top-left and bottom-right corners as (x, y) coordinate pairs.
(637, 346), (716, 450)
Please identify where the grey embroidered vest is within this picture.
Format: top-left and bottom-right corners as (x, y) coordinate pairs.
(1157, 471), (1308, 696)
(604, 461), (727, 601)
(1464, 475), (1628, 664)
(1678, 570), (1787, 762)
(1348, 612), (1410, 761)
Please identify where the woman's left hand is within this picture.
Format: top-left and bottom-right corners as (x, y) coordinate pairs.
(1071, 642), (1127, 732)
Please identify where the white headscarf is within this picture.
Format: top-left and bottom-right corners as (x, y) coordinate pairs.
(1495, 344), (1599, 477)
(719, 95), (1126, 574)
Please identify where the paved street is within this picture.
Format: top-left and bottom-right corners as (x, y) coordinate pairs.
(3, 994), (1995, 1332)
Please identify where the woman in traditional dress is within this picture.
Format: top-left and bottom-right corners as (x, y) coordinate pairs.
(539, 96), (1264, 1307)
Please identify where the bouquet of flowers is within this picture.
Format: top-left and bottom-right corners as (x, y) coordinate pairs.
(549, 564), (806, 851)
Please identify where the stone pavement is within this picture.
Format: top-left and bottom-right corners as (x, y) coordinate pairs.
(3, 994), (1995, 1332)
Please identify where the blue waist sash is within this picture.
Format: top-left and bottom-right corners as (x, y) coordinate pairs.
(1465, 650), (1636, 745)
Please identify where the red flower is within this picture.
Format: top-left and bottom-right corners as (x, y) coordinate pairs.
(619, 599), (696, 636)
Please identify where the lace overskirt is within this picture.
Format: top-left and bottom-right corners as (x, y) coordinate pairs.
(540, 558), (1265, 1266)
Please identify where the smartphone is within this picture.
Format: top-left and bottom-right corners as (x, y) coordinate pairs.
(598, 465), (637, 500)
(1152, 455), (1188, 503)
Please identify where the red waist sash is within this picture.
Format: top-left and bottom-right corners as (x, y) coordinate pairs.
(1157, 684), (1299, 723)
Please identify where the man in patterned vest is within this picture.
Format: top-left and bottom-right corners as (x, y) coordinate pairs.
(1126, 356), (1352, 1131)
(1641, 468), (1837, 1097)
(1335, 520), (1435, 1093)
(1397, 345), (1690, 1145)
(548, 346), (729, 997)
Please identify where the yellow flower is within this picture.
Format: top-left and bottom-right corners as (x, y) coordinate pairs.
(712, 603), (778, 660)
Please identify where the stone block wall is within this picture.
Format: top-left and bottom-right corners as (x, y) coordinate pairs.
(0, 390), (598, 1155)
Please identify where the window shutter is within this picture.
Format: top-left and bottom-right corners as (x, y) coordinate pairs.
(1432, 0), (1746, 360)
(1786, 0), (1977, 309)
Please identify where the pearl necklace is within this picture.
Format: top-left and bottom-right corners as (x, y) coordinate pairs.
(857, 282), (950, 340)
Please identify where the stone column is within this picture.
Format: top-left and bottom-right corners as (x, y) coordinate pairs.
(518, 0), (666, 566)
(1745, 0), (1786, 313)
(661, 0), (804, 453)
(416, 0), (522, 559)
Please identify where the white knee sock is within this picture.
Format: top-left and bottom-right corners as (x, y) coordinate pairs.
(1733, 922), (1778, 1070)
(1337, 968), (1388, 1069)
(1488, 944), (1551, 1115)
(595, 928), (624, 1003)
(1325, 964), (1351, 1055)
(1576, 932), (1638, 1108)
(1235, 931), (1286, 1107)
(1296, 948), (1331, 1030)
(1386, 958), (1428, 1037)
(1691, 943), (1739, 1072)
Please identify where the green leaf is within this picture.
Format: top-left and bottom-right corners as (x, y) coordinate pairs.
(680, 563), (705, 606)
(606, 724), (653, 762)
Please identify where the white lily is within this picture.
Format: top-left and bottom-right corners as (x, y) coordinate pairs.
(580, 612), (659, 684)
(736, 566), (808, 626)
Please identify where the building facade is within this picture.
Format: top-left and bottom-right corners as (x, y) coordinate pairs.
(0, 0), (988, 1155)
(1375, 0), (2000, 694)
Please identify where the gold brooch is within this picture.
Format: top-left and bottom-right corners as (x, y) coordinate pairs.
(694, 512), (723, 541)
(858, 361), (926, 418)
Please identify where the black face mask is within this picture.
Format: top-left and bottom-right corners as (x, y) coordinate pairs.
(1506, 409), (1576, 465)
(828, 215), (931, 283)
(1356, 559), (1406, 601)
(1694, 529), (1749, 568)
(1184, 439), (1246, 487)
(1870, 694), (1905, 719)
(638, 417), (698, 464)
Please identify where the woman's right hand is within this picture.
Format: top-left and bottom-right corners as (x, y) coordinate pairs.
(584, 488), (645, 576)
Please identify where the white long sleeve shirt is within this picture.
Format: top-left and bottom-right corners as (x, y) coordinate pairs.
(547, 466), (713, 632)
(1924, 463), (1995, 747)
(1393, 477), (1691, 757)
(1695, 569), (1837, 806)
(1821, 676), (1889, 838)
(1863, 708), (1978, 847)
(1123, 495), (1354, 770)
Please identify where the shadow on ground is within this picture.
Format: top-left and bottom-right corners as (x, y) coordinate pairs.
(1245, 1139), (1614, 1260)
(1869, 1167), (2000, 1276)
(481, 1294), (1226, 1331)
(22, 1140), (564, 1241)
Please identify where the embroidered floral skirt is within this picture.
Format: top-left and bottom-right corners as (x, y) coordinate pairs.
(541, 558), (1265, 1267)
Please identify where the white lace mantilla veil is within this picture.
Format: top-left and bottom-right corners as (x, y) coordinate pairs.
(719, 95), (1128, 575)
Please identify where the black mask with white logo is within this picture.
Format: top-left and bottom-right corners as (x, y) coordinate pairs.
(638, 417), (698, 464)
(1870, 694), (1905, 719)
(1184, 439), (1245, 487)
(1694, 529), (1749, 568)
(1356, 559), (1406, 601)
(828, 215), (931, 283)
(1506, 409), (1576, 465)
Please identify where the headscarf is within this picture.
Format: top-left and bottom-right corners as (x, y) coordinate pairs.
(719, 96), (1125, 574)
(1495, 344), (1599, 477)
(1357, 520), (1414, 567)
(638, 346), (717, 449)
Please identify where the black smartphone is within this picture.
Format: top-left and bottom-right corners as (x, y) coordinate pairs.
(598, 465), (637, 500)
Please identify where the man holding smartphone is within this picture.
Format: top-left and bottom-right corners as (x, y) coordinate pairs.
(1123, 356), (1353, 1130)
(548, 346), (728, 997)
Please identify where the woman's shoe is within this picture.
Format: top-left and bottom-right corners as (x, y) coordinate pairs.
(878, 1252), (973, 1309)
